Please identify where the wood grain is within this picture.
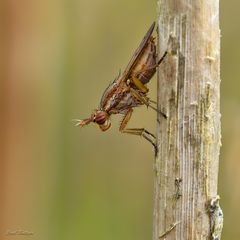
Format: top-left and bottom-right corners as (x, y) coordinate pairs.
(154, 0), (221, 239)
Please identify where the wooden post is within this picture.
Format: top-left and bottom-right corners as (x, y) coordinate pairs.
(153, 0), (222, 239)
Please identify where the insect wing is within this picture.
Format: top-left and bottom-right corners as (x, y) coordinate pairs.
(100, 22), (156, 110)
(120, 22), (156, 83)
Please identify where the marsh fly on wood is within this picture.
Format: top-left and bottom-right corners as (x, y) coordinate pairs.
(74, 22), (167, 150)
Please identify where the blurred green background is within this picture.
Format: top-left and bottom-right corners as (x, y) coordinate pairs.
(1, 0), (239, 239)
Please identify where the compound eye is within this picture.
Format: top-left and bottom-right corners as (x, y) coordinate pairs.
(95, 112), (107, 125)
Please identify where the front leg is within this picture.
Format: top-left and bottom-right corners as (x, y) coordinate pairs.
(119, 109), (157, 153)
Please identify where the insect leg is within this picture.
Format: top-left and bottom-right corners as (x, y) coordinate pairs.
(157, 50), (168, 66)
(119, 108), (133, 131)
(147, 98), (167, 118)
(122, 128), (155, 139)
(142, 97), (157, 105)
(122, 128), (157, 151)
(149, 99), (157, 105)
(119, 109), (157, 151)
(129, 87), (167, 118)
(130, 75), (149, 93)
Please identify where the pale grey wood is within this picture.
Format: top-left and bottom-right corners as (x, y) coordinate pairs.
(154, 0), (221, 239)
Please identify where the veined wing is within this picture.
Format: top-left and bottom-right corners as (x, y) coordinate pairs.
(100, 22), (156, 110)
(118, 22), (156, 83)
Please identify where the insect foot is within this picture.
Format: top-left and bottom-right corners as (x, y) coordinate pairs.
(207, 195), (223, 240)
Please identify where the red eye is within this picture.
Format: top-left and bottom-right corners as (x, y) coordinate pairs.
(95, 112), (107, 125)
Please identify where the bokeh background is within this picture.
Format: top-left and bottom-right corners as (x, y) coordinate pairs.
(1, 0), (239, 239)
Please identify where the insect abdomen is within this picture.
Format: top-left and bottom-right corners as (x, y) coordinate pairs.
(137, 65), (156, 84)
(133, 37), (157, 85)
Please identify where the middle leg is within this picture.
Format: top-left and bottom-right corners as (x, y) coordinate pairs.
(119, 108), (157, 151)
(129, 86), (167, 118)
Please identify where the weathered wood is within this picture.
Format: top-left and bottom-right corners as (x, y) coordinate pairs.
(153, 0), (221, 239)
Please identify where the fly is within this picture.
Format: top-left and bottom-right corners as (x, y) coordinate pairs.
(74, 22), (167, 151)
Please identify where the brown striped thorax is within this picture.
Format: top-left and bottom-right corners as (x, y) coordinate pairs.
(75, 22), (167, 149)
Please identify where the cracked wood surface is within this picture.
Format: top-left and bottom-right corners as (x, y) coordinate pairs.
(153, 1), (221, 239)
